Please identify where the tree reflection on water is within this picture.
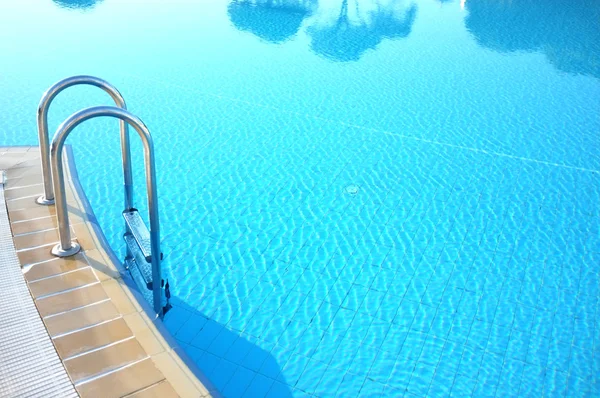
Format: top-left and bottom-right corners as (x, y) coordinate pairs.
(228, 0), (418, 62)
(465, 0), (600, 78)
(52, 0), (103, 10)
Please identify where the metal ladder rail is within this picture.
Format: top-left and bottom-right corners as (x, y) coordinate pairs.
(36, 75), (133, 211)
(49, 106), (163, 318)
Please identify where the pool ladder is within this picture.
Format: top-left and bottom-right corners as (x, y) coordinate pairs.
(36, 76), (165, 318)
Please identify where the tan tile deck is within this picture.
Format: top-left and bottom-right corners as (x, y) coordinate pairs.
(1, 146), (213, 398)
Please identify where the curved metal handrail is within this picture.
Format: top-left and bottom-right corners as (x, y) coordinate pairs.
(37, 75), (133, 210)
(50, 106), (162, 317)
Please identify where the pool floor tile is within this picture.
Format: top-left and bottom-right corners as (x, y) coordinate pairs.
(295, 358), (328, 395)
(222, 366), (256, 397)
(336, 373), (367, 397)
(242, 374), (275, 398)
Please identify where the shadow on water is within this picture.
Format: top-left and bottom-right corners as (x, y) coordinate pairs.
(307, 0), (417, 62)
(161, 296), (293, 397)
(113, 238), (292, 396)
(52, 0), (103, 10)
(465, 0), (600, 78)
(228, 0), (318, 43)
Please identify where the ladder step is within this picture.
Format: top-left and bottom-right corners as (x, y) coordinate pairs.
(127, 258), (155, 297)
(124, 257), (153, 290)
(123, 209), (152, 262)
(124, 235), (153, 290)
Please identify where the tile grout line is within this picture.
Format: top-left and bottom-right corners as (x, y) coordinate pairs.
(73, 356), (151, 387)
(22, 256), (63, 273)
(3, 182), (45, 191)
(43, 298), (112, 319)
(121, 379), (169, 398)
(11, 214), (55, 224)
(15, 240), (61, 251)
(13, 226), (59, 237)
(16, 240), (57, 252)
(63, 335), (136, 362)
(35, 281), (100, 300)
(51, 315), (124, 339)
(27, 265), (93, 284)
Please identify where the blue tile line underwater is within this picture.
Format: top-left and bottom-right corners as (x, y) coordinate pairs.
(1, 0), (599, 396)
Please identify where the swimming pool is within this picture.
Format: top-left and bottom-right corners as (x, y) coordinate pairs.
(1, 0), (599, 396)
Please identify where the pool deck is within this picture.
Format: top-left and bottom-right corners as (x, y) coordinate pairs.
(0, 146), (215, 398)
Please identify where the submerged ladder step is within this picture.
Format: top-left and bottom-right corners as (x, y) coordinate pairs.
(127, 258), (155, 303)
(124, 234), (153, 290)
(123, 209), (152, 262)
(125, 258), (153, 291)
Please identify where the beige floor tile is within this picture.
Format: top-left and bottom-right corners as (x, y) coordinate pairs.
(171, 353), (211, 397)
(28, 267), (97, 298)
(13, 224), (80, 250)
(20, 246), (87, 272)
(4, 173), (44, 189)
(126, 381), (179, 398)
(151, 352), (208, 398)
(123, 312), (147, 334)
(84, 249), (120, 281)
(66, 205), (87, 223)
(102, 279), (141, 315)
(124, 313), (167, 356)
(54, 317), (132, 359)
(18, 244), (56, 266)
(8, 205), (56, 222)
(4, 184), (44, 200)
(36, 283), (107, 317)
(65, 337), (147, 383)
(10, 213), (84, 236)
(44, 300), (120, 337)
(0, 155), (28, 170)
(76, 358), (165, 398)
(13, 228), (60, 250)
(9, 155), (42, 169)
(11, 216), (57, 235)
(0, 147), (23, 152)
(4, 165), (41, 180)
(25, 255), (90, 281)
(6, 146), (32, 153)
(72, 222), (97, 251)
(7, 195), (41, 211)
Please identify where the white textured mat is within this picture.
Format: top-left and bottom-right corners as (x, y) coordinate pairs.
(0, 172), (78, 397)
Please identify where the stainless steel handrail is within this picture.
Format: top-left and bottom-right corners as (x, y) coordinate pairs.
(50, 106), (163, 317)
(37, 75), (133, 210)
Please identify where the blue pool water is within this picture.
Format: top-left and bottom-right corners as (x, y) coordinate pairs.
(1, 0), (600, 396)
